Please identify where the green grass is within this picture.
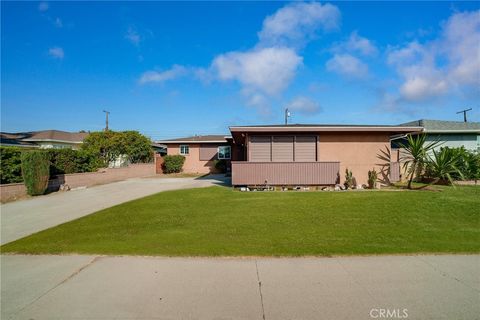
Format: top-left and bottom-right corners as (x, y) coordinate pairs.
(1, 186), (479, 256)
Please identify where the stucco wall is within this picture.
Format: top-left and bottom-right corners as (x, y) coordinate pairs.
(318, 133), (391, 185)
(167, 143), (217, 174)
(0, 163), (156, 203)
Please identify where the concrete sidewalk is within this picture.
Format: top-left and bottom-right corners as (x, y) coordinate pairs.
(0, 175), (229, 245)
(1, 254), (478, 320)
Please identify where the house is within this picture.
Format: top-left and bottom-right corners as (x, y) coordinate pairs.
(228, 124), (423, 187)
(0, 130), (89, 150)
(394, 119), (480, 152)
(157, 135), (232, 173)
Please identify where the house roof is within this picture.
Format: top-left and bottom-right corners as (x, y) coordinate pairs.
(1, 130), (89, 147)
(22, 130), (89, 143)
(156, 135), (231, 144)
(229, 124), (423, 133)
(0, 132), (38, 148)
(400, 119), (480, 133)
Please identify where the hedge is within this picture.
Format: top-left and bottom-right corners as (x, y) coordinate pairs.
(47, 149), (101, 176)
(21, 151), (50, 196)
(163, 155), (185, 173)
(0, 147), (23, 184)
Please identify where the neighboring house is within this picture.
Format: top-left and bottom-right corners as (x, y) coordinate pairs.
(394, 119), (480, 152)
(228, 124), (422, 186)
(0, 130), (89, 150)
(157, 135), (232, 173)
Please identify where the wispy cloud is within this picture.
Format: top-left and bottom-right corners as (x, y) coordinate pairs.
(125, 26), (141, 46)
(387, 10), (480, 103)
(48, 46), (64, 59)
(332, 31), (378, 57)
(286, 96), (322, 115)
(54, 17), (63, 28)
(258, 1), (340, 48)
(139, 65), (187, 84)
(326, 53), (369, 79)
(38, 2), (49, 12)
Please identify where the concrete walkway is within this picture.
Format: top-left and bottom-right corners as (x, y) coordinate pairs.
(1, 254), (478, 320)
(0, 175), (229, 245)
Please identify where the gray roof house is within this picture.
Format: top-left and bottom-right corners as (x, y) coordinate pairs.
(393, 119), (480, 151)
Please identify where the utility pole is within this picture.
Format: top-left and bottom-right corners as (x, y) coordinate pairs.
(103, 110), (110, 131)
(285, 108), (291, 125)
(456, 108), (472, 122)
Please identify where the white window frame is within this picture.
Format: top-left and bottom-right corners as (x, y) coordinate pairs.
(179, 145), (189, 155)
(217, 145), (231, 160)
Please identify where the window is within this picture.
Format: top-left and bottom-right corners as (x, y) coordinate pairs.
(180, 145), (189, 155)
(218, 146), (231, 159)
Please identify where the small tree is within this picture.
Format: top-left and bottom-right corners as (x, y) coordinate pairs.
(368, 169), (378, 189)
(21, 151), (50, 195)
(81, 130), (153, 167)
(399, 134), (441, 189)
(163, 155), (185, 173)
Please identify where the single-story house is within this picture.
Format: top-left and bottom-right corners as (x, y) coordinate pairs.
(157, 135), (232, 174)
(228, 124), (423, 186)
(0, 130), (89, 150)
(393, 119), (480, 152)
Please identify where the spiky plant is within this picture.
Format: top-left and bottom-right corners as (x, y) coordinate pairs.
(399, 134), (442, 189)
(426, 148), (463, 186)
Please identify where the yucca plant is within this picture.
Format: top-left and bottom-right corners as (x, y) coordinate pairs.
(399, 134), (442, 189)
(426, 148), (463, 186)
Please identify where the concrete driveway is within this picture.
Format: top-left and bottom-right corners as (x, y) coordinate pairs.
(0, 175), (229, 245)
(1, 254), (478, 320)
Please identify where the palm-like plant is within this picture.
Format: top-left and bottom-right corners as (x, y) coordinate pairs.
(426, 148), (463, 185)
(399, 134), (441, 189)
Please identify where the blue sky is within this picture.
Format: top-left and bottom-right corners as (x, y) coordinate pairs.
(2, 1), (479, 140)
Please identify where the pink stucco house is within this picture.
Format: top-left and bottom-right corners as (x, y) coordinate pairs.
(158, 124), (422, 186)
(157, 135), (232, 174)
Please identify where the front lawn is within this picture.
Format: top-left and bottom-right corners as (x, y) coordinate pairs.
(1, 186), (479, 256)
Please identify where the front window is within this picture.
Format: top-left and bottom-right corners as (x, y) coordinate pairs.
(180, 145), (189, 155)
(218, 146), (231, 159)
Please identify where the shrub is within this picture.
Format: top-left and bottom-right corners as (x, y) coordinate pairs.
(163, 155), (185, 173)
(344, 168), (355, 189)
(81, 130), (153, 167)
(48, 149), (101, 176)
(0, 146), (23, 184)
(21, 151), (50, 195)
(368, 169), (378, 189)
(214, 159), (227, 173)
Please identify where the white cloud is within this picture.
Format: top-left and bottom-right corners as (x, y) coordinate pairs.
(38, 2), (49, 12)
(387, 10), (480, 102)
(125, 27), (141, 46)
(139, 65), (187, 84)
(258, 2), (340, 47)
(335, 31), (378, 56)
(48, 46), (64, 59)
(212, 47), (303, 95)
(326, 53), (368, 79)
(286, 96), (322, 115)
